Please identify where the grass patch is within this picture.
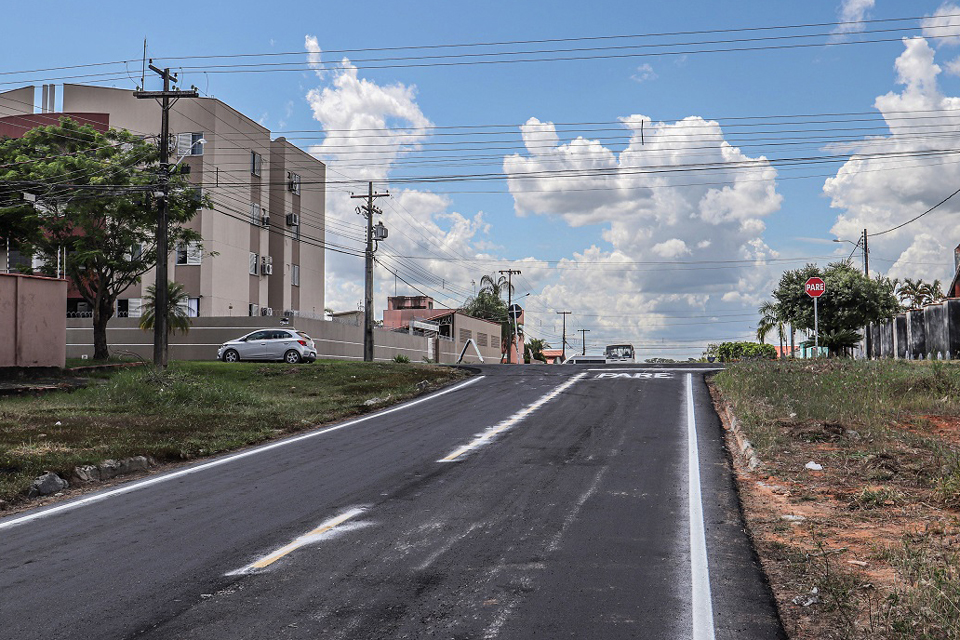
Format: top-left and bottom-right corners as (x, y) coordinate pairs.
(713, 359), (960, 639)
(0, 360), (467, 505)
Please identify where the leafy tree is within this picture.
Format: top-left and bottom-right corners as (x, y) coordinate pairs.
(525, 337), (549, 363)
(0, 117), (206, 359)
(138, 281), (192, 336)
(461, 290), (507, 323)
(770, 261), (899, 357)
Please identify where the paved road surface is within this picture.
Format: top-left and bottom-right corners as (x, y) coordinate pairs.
(0, 365), (784, 640)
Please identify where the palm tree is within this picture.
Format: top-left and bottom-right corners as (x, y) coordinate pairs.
(479, 273), (513, 301)
(757, 301), (787, 357)
(139, 281), (192, 336)
(897, 278), (925, 309)
(525, 337), (549, 362)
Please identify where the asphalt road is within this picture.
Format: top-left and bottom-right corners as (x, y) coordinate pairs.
(0, 365), (784, 640)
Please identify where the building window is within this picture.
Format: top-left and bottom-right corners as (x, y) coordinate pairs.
(249, 252), (259, 275)
(491, 335), (500, 350)
(175, 241), (202, 265)
(459, 328), (472, 343)
(288, 172), (301, 195)
(292, 264), (300, 287)
(176, 132), (205, 156)
(178, 298), (200, 318)
(477, 332), (488, 347)
(251, 151), (262, 177)
(250, 203), (261, 225)
(117, 298), (142, 318)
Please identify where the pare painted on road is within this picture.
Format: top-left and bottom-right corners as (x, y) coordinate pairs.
(594, 372), (674, 380)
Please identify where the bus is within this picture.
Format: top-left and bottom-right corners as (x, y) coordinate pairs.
(604, 344), (635, 363)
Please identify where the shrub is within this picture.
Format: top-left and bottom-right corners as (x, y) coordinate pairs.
(393, 354), (410, 364)
(716, 341), (777, 361)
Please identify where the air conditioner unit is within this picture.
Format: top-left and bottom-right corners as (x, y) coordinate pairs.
(286, 213), (300, 226)
(261, 255), (273, 276)
(260, 213), (270, 227)
(265, 307), (274, 316)
(260, 307), (270, 316)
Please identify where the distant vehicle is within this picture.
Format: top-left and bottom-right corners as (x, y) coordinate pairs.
(218, 328), (317, 364)
(562, 354), (607, 365)
(604, 344), (635, 363)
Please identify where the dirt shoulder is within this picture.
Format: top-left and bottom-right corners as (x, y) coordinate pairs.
(711, 360), (960, 640)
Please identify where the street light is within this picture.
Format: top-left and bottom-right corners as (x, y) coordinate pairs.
(834, 229), (871, 358)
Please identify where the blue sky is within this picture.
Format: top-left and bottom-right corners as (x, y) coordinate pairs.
(4, 1), (960, 357)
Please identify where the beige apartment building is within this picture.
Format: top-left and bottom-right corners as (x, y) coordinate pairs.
(0, 84), (325, 319)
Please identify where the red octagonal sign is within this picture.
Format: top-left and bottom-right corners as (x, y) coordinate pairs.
(805, 277), (825, 298)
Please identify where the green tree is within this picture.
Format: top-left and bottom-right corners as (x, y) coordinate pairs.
(478, 272), (513, 300)
(771, 261), (899, 357)
(524, 337), (549, 363)
(138, 281), (192, 336)
(897, 277), (944, 309)
(756, 300), (787, 356)
(0, 117), (207, 359)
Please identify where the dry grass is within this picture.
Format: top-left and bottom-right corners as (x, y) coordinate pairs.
(713, 359), (960, 640)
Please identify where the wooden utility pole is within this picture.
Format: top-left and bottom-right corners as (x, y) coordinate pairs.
(134, 66), (197, 368)
(578, 328), (590, 355)
(499, 269), (521, 363)
(351, 183), (389, 362)
(556, 311), (571, 362)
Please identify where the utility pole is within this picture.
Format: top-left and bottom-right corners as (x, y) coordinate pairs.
(862, 228), (871, 359)
(499, 269), (521, 363)
(134, 66), (197, 368)
(578, 329), (590, 355)
(556, 311), (571, 362)
(351, 182), (389, 362)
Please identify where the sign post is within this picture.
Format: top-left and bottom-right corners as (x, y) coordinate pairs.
(805, 277), (825, 356)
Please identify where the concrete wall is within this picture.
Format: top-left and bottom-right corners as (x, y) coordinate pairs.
(0, 273), (67, 367)
(870, 300), (960, 360)
(66, 316), (468, 364)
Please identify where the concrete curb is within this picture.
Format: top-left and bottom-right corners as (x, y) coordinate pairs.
(719, 402), (761, 471)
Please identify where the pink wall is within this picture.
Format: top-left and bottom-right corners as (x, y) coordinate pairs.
(0, 273), (67, 367)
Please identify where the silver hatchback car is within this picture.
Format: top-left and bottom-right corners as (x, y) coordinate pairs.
(218, 328), (318, 364)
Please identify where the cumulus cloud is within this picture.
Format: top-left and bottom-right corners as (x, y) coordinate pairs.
(305, 36), (324, 78)
(631, 63), (658, 83)
(302, 49), (492, 316)
(922, 3), (960, 48)
(832, 0), (875, 38)
(824, 36), (960, 282)
(503, 113), (783, 350)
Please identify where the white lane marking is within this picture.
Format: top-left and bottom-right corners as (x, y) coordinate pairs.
(588, 367), (723, 372)
(594, 372), (674, 379)
(0, 376), (486, 532)
(438, 373), (586, 462)
(226, 507), (367, 575)
(687, 373), (717, 640)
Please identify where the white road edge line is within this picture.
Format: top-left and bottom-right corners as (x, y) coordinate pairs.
(687, 373), (717, 640)
(0, 376), (485, 532)
(587, 367), (724, 372)
(438, 372), (586, 462)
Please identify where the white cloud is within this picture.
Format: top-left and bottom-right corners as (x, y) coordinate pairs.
(824, 36), (960, 282)
(302, 52), (493, 317)
(503, 113), (783, 351)
(305, 35), (324, 78)
(832, 0), (875, 38)
(631, 63), (658, 83)
(922, 3), (960, 48)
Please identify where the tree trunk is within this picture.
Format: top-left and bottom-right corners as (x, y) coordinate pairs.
(92, 294), (114, 360)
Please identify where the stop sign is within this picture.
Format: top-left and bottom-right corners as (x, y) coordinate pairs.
(805, 277), (825, 298)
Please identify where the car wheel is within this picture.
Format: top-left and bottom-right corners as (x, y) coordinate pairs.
(222, 349), (240, 363)
(284, 349), (302, 364)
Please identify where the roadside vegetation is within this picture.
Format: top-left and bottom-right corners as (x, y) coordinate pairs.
(0, 361), (467, 506)
(713, 359), (960, 640)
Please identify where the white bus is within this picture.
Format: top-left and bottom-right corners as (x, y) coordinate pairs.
(604, 344), (635, 363)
